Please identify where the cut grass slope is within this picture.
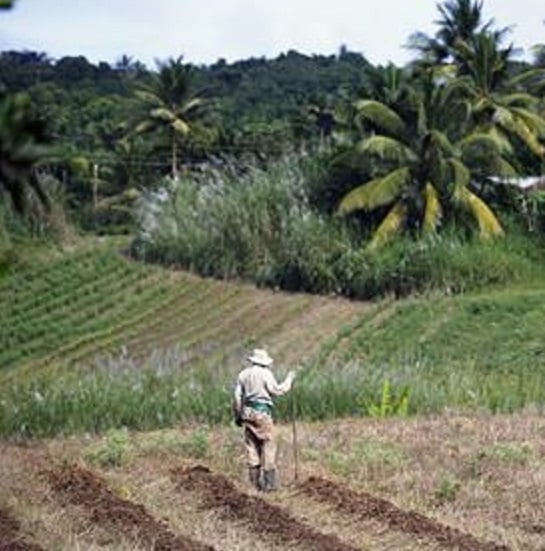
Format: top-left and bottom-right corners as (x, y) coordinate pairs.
(299, 286), (545, 419)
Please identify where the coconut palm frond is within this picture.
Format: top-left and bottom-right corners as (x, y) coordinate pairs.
(458, 131), (511, 156)
(181, 97), (204, 115)
(356, 135), (415, 162)
(484, 126), (514, 154)
(448, 158), (471, 188)
(429, 130), (456, 156)
(495, 108), (545, 156)
(491, 156), (518, 178)
(368, 201), (407, 250)
(472, 96), (493, 113)
(509, 107), (545, 136)
(338, 168), (409, 215)
(134, 90), (163, 107)
(133, 119), (158, 135)
(354, 100), (407, 138)
(455, 186), (503, 238)
(508, 68), (545, 89)
(150, 108), (177, 122)
(423, 182), (442, 233)
(501, 92), (538, 109)
(172, 119), (190, 135)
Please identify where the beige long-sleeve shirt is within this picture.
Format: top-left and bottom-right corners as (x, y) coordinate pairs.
(234, 365), (293, 409)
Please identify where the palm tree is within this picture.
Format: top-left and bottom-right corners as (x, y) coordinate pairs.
(455, 31), (545, 162)
(0, 91), (49, 213)
(337, 71), (504, 248)
(407, 0), (504, 68)
(133, 56), (204, 180)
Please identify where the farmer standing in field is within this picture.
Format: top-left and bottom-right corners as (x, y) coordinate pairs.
(233, 348), (296, 491)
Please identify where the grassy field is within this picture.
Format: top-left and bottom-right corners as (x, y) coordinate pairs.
(1, 240), (545, 437)
(1, 240), (545, 549)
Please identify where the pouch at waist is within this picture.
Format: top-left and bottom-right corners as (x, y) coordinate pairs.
(245, 401), (273, 414)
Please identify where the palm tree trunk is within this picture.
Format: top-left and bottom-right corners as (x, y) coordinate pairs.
(171, 134), (179, 181)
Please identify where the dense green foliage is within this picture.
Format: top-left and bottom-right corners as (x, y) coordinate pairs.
(132, 156), (544, 298)
(0, 45), (374, 233)
(1, 0), (544, 245)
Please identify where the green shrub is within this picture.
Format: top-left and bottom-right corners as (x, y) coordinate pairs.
(84, 428), (131, 467)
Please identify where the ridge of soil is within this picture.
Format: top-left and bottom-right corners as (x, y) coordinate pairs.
(0, 508), (43, 551)
(170, 465), (357, 551)
(46, 463), (214, 551)
(299, 476), (510, 551)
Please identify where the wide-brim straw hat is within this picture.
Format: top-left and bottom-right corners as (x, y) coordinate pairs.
(248, 348), (274, 367)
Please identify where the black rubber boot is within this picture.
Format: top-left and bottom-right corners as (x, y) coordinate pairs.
(263, 469), (277, 492)
(248, 466), (262, 490)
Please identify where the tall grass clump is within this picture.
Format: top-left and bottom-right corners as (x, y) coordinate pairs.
(132, 156), (351, 293)
(0, 347), (238, 438)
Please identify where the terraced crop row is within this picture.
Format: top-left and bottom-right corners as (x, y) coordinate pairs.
(299, 476), (510, 551)
(171, 465), (357, 551)
(0, 247), (200, 373)
(1, 246), (367, 387)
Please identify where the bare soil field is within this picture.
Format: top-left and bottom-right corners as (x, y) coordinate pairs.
(1, 413), (544, 550)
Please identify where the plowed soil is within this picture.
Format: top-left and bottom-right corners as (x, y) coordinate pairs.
(299, 476), (510, 551)
(0, 508), (43, 551)
(2, 413), (543, 550)
(46, 464), (214, 551)
(170, 465), (357, 551)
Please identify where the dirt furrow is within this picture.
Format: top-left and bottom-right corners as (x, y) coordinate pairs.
(46, 464), (214, 551)
(300, 476), (510, 551)
(170, 465), (358, 551)
(0, 507), (44, 551)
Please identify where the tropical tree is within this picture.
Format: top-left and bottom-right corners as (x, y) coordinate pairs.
(0, 91), (50, 213)
(362, 63), (415, 113)
(407, 0), (505, 69)
(132, 56), (204, 179)
(337, 70), (505, 248)
(454, 31), (545, 165)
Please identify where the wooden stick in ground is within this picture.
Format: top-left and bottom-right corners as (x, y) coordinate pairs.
(290, 388), (299, 483)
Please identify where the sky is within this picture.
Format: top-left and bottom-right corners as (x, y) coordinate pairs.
(0, 0), (544, 68)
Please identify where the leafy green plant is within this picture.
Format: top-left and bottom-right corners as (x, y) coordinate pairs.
(84, 428), (131, 467)
(434, 475), (461, 504)
(178, 427), (210, 459)
(364, 380), (410, 418)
